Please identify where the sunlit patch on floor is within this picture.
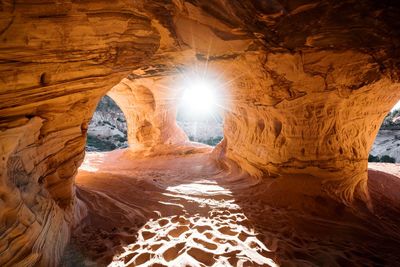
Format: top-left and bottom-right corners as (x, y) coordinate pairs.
(110, 212), (277, 267)
(69, 152), (400, 267)
(164, 181), (240, 209)
(166, 181), (234, 196)
(79, 152), (107, 172)
(107, 180), (277, 266)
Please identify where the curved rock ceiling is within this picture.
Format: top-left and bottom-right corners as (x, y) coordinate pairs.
(1, 0), (400, 266)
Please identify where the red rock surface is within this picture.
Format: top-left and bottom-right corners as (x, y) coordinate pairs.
(1, 1), (400, 266)
(64, 151), (400, 266)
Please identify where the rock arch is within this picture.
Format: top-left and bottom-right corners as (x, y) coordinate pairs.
(107, 76), (188, 151)
(1, 0), (400, 266)
(212, 51), (400, 204)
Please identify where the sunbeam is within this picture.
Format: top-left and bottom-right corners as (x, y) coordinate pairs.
(172, 62), (229, 145)
(179, 80), (218, 117)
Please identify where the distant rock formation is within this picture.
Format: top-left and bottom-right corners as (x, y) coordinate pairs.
(177, 120), (223, 146)
(87, 96), (223, 150)
(370, 109), (400, 162)
(86, 96), (128, 152)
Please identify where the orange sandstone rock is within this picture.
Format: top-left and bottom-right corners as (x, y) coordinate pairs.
(1, 1), (400, 266)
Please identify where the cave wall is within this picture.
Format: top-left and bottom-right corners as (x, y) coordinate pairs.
(213, 51), (400, 203)
(0, 1), (160, 265)
(1, 0), (400, 266)
(169, 0), (400, 203)
(108, 76), (188, 150)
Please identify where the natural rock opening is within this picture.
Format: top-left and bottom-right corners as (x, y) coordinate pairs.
(175, 67), (225, 146)
(369, 101), (400, 164)
(1, 1), (400, 266)
(86, 95), (128, 152)
(176, 110), (223, 146)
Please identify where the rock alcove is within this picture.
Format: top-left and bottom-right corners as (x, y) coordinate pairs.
(1, 1), (400, 266)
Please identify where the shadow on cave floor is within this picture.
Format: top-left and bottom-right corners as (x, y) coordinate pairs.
(61, 149), (400, 267)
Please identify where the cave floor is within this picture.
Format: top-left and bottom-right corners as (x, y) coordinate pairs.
(61, 148), (400, 267)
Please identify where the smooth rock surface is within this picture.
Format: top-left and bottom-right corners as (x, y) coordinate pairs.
(1, 1), (400, 266)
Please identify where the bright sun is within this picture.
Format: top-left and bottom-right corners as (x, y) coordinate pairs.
(180, 80), (218, 116)
(174, 66), (229, 121)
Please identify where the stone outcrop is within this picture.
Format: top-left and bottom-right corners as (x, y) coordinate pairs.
(86, 95), (128, 152)
(0, 1), (159, 265)
(370, 130), (400, 162)
(108, 76), (188, 151)
(1, 0), (400, 266)
(216, 51), (400, 204)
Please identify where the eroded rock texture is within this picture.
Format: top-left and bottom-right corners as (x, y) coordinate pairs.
(0, 1), (159, 265)
(218, 51), (400, 204)
(1, 0), (400, 266)
(108, 76), (188, 151)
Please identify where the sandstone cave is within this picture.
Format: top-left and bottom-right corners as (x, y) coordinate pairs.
(1, 1), (400, 266)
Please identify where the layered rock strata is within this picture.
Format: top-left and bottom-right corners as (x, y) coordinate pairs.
(0, 1), (159, 265)
(108, 76), (188, 151)
(1, 0), (400, 266)
(215, 51), (400, 204)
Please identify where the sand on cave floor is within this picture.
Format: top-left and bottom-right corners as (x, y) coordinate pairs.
(62, 148), (400, 267)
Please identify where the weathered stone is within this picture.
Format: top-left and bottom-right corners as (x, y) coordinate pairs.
(1, 1), (400, 266)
